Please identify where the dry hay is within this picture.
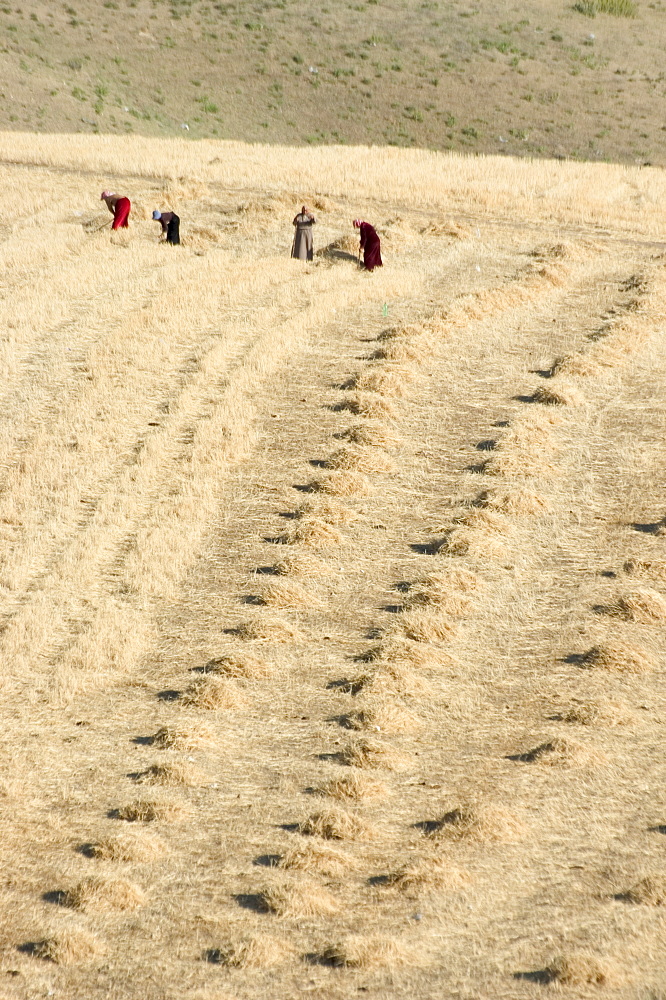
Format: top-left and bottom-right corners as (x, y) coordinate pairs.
(313, 771), (389, 802)
(325, 233), (359, 254)
(385, 857), (469, 892)
(436, 527), (507, 561)
(453, 509), (515, 536)
(429, 802), (526, 843)
(270, 552), (334, 578)
(308, 195), (337, 212)
(345, 663), (433, 698)
(309, 471), (373, 496)
(252, 579), (326, 609)
(318, 935), (414, 969)
(351, 365), (414, 397)
(561, 698), (634, 727)
(531, 379), (585, 407)
(601, 588), (666, 624)
(623, 558), (666, 583)
(545, 951), (619, 987)
(82, 213), (111, 233)
(579, 640), (657, 673)
(185, 225), (225, 251)
(530, 242), (571, 260)
(419, 568), (483, 594)
(339, 737), (409, 771)
(476, 485), (552, 516)
(278, 841), (357, 876)
(298, 807), (375, 841)
(202, 650), (273, 679)
(371, 338), (429, 363)
(480, 450), (558, 481)
(237, 194), (291, 217)
(84, 831), (167, 862)
(180, 675), (247, 711)
(403, 586), (473, 617)
(148, 724), (216, 751)
(234, 616), (305, 642)
(336, 393), (398, 420)
(420, 220), (471, 238)
(376, 322), (423, 342)
(208, 934), (294, 969)
(324, 445), (396, 474)
(161, 178), (210, 202)
(624, 874), (666, 905)
(551, 352), (605, 378)
(258, 879), (340, 917)
(341, 698), (421, 735)
(295, 498), (360, 525)
(448, 283), (532, 324)
(513, 737), (605, 768)
(30, 928), (106, 966)
(595, 341), (646, 369)
(359, 636), (452, 670)
(133, 760), (207, 787)
(604, 321), (651, 358)
(63, 876), (145, 912)
(396, 569), (483, 617)
(130, 200), (157, 222)
(527, 262), (568, 286)
(377, 216), (417, 249)
(620, 271), (650, 293)
(503, 410), (563, 439)
(114, 798), (193, 823)
(280, 516), (344, 548)
(341, 423), (398, 449)
(398, 610), (458, 643)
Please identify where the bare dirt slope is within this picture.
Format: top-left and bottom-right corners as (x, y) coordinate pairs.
(0, 134), (665, 999)
(1, 0), (666, 164)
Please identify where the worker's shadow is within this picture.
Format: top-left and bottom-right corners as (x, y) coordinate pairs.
(316, 244), (358, 264)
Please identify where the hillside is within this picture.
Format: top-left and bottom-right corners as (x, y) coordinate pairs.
(0, 133), (665, 998)
(1, 0), (666, 163)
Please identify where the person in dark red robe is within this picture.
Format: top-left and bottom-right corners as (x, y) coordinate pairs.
(353, 218), (382, 271)
(101, 190), (131, 229)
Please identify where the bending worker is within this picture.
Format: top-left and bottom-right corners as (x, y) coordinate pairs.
(353, 218), (382, 271)
(101, 190), (131, 229)
(152, 209), (180, 245)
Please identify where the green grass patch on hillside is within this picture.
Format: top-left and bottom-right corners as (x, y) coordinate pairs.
(574, 0), (637, 15)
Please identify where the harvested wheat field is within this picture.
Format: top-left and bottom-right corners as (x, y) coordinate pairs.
(2, 133), (666, 1000)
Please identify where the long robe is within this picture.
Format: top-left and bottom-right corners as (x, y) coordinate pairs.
(292, 213), (315, 261)
(359, 222), (382, 271)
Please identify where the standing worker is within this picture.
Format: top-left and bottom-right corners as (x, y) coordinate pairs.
(291, 205), (315, 261)
(152, 209), (180, 245)
(101, 190), (131, 230)
(353, 218), (382, 271)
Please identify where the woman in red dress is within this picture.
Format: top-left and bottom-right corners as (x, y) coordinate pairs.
(353, 218), (382, 271)
(101, 190), (131, 229)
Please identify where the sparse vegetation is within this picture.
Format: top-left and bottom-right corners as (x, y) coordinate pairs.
(0, 0), (661, 161)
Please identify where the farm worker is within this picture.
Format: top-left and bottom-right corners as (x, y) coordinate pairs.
(152, 210), (180, 245)
(101, 190), (131, 229)
(353, 218), (382, 271)
(291, 205), (316, 261)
